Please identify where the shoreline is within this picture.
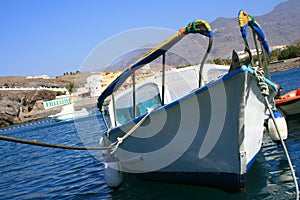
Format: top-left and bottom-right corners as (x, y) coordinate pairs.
(269, 57), (300, 73)
(0, 57), (299, 129)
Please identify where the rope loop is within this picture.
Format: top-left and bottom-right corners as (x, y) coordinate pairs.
(253, 67), (269, 96)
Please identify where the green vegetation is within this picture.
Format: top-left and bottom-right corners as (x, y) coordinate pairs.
(65, 82), (78, 94)
(209, 58), (231, 65)
(63, 71), (80, 76)
(276, 45), (300, 60)
(210, 43), (300, 65)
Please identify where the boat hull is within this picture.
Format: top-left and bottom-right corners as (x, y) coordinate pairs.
(103, 67), (276, 192)
(276, 88), (300, 117)
(277, 100), (300, 117)
(52, 109), (89, 122)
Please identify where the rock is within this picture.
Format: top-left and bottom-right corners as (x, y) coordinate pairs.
(0, 90), (56, 127)
(0, 97), (20, 127)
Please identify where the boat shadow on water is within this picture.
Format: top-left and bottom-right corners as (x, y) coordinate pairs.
(109, 155), (269, 200)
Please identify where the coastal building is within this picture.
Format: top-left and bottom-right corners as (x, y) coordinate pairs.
(270, 45), (286, 51)
(87, 74), (102, 97)
(75, 69), (176, 98)
(26, 75), (50, 79)
(74, 71), (122, 98)
(99, 71), (122, 90)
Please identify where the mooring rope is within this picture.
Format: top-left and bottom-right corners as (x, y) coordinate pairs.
(254, 67), (299, 199)
(0, 135), (112, 151)
(264, 98), (299, 199)
(0, 108), (155, 153)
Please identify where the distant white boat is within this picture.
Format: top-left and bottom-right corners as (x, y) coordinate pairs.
(49, 104), (89, 122)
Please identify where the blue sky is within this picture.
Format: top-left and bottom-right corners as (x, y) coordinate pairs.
(0, 0), (285, 77)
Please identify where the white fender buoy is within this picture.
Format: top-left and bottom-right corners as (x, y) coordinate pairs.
(100, 135), (123, 188)
(103, 155), (123, 188)
(99, 135), (110, 156)
(268, 109), (288, 142)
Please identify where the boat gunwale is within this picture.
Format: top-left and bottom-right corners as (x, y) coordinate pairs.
(107, 65), (277, 133)
(276, 89), (300, 105)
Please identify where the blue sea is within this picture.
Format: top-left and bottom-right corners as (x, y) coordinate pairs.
(0, 68), (299, 200)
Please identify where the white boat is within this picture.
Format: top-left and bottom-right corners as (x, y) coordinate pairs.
(49, 103), (89, 122)
(97, 15), (278, 192)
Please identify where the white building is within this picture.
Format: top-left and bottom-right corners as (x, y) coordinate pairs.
(86, 74), (103, 97)
(74, 72), (121, 98)
(26, 75), (50, 79)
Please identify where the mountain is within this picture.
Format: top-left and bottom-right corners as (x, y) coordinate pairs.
(108, 0), (299, 71)
(211, 0), (300, 58)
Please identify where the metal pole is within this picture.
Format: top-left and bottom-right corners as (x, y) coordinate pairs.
(112, 93), (117, 127)
(199, 37), (213, 88)
(252, 30), (263, 68)
(132, 72), (136, 118)
(242, 36), (254, 67)
(162, 53), (166, 105)
(260, 42), (271, 80)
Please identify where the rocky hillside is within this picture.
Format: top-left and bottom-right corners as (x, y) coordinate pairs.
(108, 0), (299, 71)
(210, 0), (300, 58)
(0, 72), (91, 88)
(0, 72), (92, 128)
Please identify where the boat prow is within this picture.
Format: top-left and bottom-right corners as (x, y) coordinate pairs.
(96, 14), (281, 192)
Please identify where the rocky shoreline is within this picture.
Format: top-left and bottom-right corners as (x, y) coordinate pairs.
(269, 57), (300, 73)
(0, 90), (97, 128)
(0, 57), (299, 128)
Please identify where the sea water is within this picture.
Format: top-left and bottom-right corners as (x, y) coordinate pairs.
(0, 68), (299, 200)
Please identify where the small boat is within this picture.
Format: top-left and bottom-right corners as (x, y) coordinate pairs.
(276, 88), (300, 117)
(49, 103), (89, 122)
(97, 11), (278, 192)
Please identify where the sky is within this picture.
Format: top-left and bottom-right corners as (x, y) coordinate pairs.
(0, 0), (286, 77)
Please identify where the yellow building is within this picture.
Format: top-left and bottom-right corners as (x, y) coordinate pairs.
(100, 71), (122, 90)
